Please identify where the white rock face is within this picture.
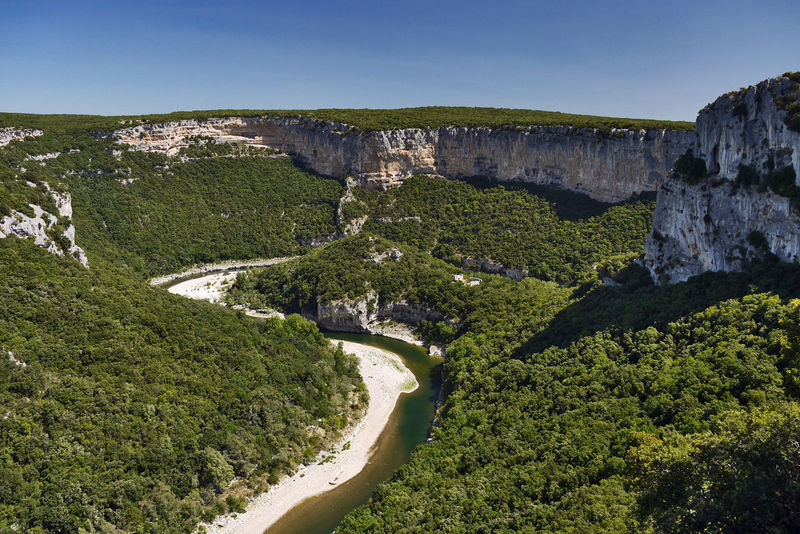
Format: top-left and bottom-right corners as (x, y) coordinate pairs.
(643, 74), (800, 282)
(696, 76), (800, 183)
(115, 117), (694, 203)
(643, 181), (800, 282)
(309, 292), (443, 333)
(0, 127), (43, 147)
(0, 187), (89, 267)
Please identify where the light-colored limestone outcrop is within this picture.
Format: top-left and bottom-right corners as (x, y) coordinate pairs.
(695, 77), (800, 184)
(644, 181), (800, 282)
(115, 117), (694, 203)
(643, 74), (800, 282)
(0, 128), (43, 147)
(0, 185), (88, 267)
(306, 292), (443, 334)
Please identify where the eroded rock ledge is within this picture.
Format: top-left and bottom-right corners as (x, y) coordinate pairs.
(115, 117), (694, 203)
(302, 292), (444, 337)
(643, 74), (800, 283)
(0, 185), (88, 267)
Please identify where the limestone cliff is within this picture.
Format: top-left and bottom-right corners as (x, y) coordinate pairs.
(115, 117), (693, 203)
(643, 74), (800, 282)
(0, 185), (89, 267)
(303, 291), (443, 334)
(0, 127), (43, 147)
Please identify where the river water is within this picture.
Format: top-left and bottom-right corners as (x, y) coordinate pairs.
(264, 333), (443, 534)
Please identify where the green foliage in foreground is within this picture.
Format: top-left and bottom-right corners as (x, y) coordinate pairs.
(0, 105), (695, 135)
(347, 176), (656, 284)
(233, 235), (800, 533)
(0, 239), (365, 533)
(338, 289), (800, 533)
(632, 404), (800, 533)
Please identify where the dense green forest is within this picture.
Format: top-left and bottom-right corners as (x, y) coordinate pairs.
(227, 234), (574, 347)
(235, 239), (800, 533)
(2, 109), (799, 534)
(71, 152), (342, 275)
(0, 239), (364, 533)
(345, 176), (656, 284)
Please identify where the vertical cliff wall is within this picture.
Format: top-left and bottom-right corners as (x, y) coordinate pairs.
(115, 117), (693, 203)
(643, 74), (800, 282)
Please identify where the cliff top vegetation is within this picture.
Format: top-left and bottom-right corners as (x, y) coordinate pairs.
(0, 106), (695, 134)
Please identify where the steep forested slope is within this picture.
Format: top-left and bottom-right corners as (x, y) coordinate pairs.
(0, 239), (365, 532)
(234, 236), (800, 533)
(345, 176), (655, 284)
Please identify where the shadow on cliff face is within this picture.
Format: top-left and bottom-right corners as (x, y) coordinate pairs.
(515, 262), (800, 357)
(458, 176), (657, 221)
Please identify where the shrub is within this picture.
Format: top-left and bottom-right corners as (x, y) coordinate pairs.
(747, 230), (769, 251)
(736, 163), (760, 187)
(673, 149), (708, 184)
(763, 165), (798, 199)
(200, 448), (235, 492)
(776, 73), (800, 132)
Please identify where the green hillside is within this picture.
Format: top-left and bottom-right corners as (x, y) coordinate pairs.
(2, 109), (798, 534)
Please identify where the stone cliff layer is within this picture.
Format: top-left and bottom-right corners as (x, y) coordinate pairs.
(696, 76), (800, 184)
(644, 181), (800, 282)
(0, 185), (88, 267)
(644, 74), (800, 282)
(115, 117), (694, 203)
(302, 292), (444, 334)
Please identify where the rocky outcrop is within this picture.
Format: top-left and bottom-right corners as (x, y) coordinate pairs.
(644, 181), (800, 282)
(462, 257), (527, 281)
(0, 128), (43, 147)
(643, 74), (800, 282)
(695, 76), (800, 183)
(305, 292), (444, 334)
(0, 185), (89, 267)
(115, 117), (693, 203)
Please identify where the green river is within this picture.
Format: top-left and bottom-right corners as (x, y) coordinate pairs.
(263, 332), (444, 534)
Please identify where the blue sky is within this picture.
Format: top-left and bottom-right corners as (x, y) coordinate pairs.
(1, 0), (798, 120)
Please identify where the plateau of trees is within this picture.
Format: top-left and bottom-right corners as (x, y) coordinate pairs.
(0, 106), (695, 136)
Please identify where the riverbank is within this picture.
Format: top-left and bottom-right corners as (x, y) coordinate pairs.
(149, 257), (296, 286)
(203, 340), (418, 534)
(160, 265), (422, 534)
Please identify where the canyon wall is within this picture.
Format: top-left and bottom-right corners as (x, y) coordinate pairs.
(643, 75), (800, 282)
(116, 117), (694, 203)
(303, 292), (444, 334)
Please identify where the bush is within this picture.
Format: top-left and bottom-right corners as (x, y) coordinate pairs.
(762, 166), (800, 210)
(777, 73), (800, 133)
(673, 149), (708, 184)
(200, 448), (234, 492)
(747, 230), (769, 251)
(736, 163), (760, 187)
